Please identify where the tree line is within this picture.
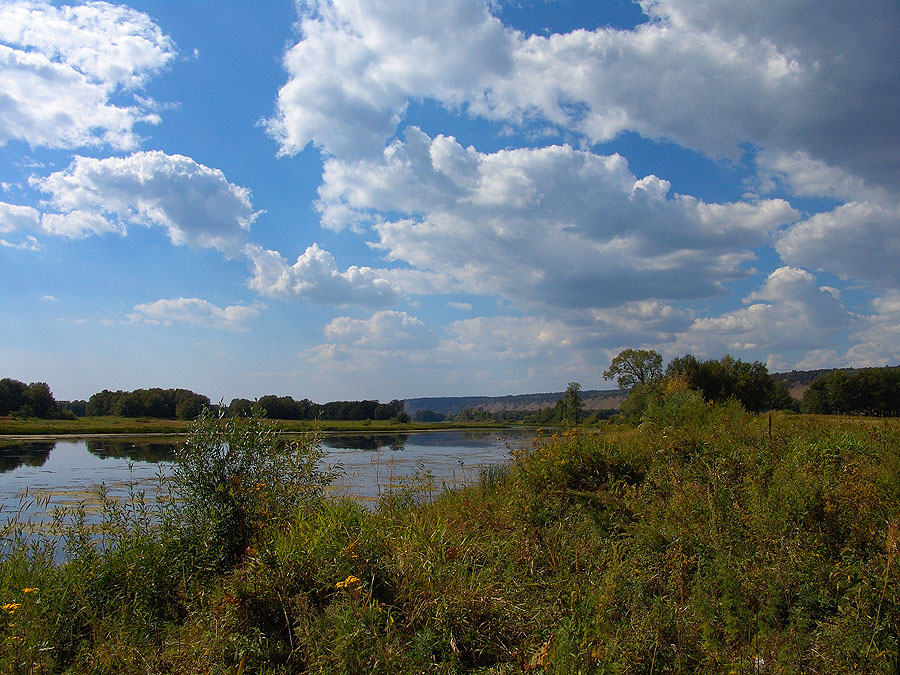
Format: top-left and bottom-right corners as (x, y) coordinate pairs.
(87, 388), (212, 420)
(226, 396), (409, 423)
(0, 378), (410, 423)
(604, 349), (796, 422)
(800, 366), (900, 416)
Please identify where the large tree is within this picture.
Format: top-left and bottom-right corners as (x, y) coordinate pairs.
(562, 381), (584, 426)
(603, 349), (663, 389)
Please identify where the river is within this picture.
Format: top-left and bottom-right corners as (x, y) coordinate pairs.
(0, 429), (537, 525)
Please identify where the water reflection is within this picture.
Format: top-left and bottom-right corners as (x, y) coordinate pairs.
(86, 439), (177, 463)
(0, 441), (54, 473)
(320, 433), (409, 452)
(0, 430), (536, 517)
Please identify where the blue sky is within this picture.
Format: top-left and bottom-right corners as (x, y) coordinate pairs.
(1, 0), (898, 404)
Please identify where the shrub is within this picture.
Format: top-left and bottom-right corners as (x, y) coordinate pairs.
(166, 407), (341, 571)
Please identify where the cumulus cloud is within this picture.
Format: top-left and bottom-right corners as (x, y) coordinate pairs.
(244, 242), (401, 307)
(319, 128), (797, 310)
(672, 267), (854, 357)
(0, 0), (176, 150)
(128, 297), (259, 331)
(271, 0), (899, 194)
(591, 300), (694, 348)
(843, 292), (900, 367)
(323, 310), (436, 349)
(0, 200), (39, 233)
(33, 151), (259, 254)
(776, 200), (900, 290)
(266, 0), (513, 159)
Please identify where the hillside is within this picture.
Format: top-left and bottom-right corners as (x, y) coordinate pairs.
(407, 367), (888, 416)
(405, 389), (625, 417)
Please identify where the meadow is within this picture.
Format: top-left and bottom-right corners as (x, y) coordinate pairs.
(2, 395), (899, 673)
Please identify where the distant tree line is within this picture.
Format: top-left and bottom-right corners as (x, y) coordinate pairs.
(87, 388), (212, 420)
(227, 396), (409, 422)
(800, 367), (900, 416)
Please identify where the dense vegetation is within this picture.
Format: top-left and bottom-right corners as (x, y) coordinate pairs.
(3, 395), (900, 672)
(0, 378), (60, 419)
(230, 395), (410, 423)
(607, 351), (796, 423)
(87, 388), (211, 420)
(801, 367), (900, 417)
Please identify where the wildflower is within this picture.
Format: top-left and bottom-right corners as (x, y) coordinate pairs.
(21, 588), (38, 593)
(336, 575), (361, 590)
(2, 603), (21, 613)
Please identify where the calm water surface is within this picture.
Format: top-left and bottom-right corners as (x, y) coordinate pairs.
(0, 430), (537, 522)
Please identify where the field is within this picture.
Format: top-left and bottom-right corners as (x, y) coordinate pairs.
(2, 399), (899, 673)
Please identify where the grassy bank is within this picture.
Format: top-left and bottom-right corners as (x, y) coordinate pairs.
(2, 402), (900, 672)
(0, 415), (512, 436)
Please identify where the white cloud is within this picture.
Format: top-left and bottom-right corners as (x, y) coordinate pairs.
(672, 266), (854, 357)
(323, 310), (436, 350)
(34, 151), (259, 254)
(591, 300), (694, 347)
(244, 243), (401, 307)
(0, 200), (39, 233)
(319, 128), (798, 310)
(39, 209), (121, 238)
(447, 301), (473, 311)
(0, 234), (39, 250)
(776, 200), (900, 289)
(266, 0), (513, 159)
(272, 0), (900, 194)
(305, 312), (593, 396)
(128, 297), (259, 331)
(0, 0), (176, 150)
(843, 292), (900, 367)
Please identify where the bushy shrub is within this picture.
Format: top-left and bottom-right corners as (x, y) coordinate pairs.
(167, 407), (341, 571)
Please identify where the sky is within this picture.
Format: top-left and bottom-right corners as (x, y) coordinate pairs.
(1, 0), (899, 404)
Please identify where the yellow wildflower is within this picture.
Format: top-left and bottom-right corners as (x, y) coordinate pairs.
(336, 575), (361, 590)
(2, 603), (21, 613)
(21, 588), (38, 593)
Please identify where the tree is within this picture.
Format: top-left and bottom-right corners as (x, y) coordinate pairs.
(603, 349), (663, 389)
(667, 354), (791, 413)
(562, 381), (584, 426)
(24, 382), (55, 418)
(0, 378), (27, 416)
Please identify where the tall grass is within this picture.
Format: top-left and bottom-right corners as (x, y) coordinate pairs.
(2, 401), (899, 672)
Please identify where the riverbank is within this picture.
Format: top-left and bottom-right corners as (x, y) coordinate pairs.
(0, 415), (519, 437)
(3, 404), (899, 672)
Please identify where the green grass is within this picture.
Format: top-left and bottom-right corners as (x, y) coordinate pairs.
(0, 415), (512, 436)
(3, 404), (900, 672)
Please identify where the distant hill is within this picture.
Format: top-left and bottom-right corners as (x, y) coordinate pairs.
(407, 366), (898, 415)
(405, 389), (625, 417)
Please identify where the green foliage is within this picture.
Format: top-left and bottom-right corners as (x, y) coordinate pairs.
(801, 366), (900, 416)
(561, 381), (584, 426)
(5, 411), (900, 672)
(667, 353), (793, 413)
(0, 378), (59, 418)
(87, 387), (211, 419)
(603, 348), (664, 389)
(168, 408), (341, 570)
(617, 380), (663, 423)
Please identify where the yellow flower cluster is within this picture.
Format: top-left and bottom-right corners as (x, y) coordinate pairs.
(2, 603), (21, 613)
(336, 575), (361, 590)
